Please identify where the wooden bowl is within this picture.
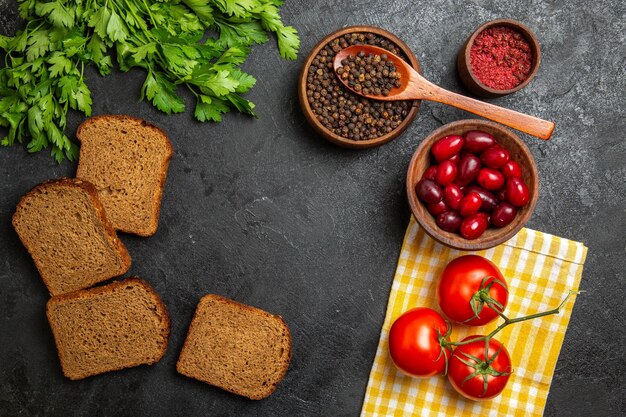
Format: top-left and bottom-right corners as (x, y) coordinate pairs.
(298, 26), (421, 149)
(406, 119), (539, 251)
(457, 19), (541, 98)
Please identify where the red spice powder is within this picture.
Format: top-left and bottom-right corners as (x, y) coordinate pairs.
(470, 26), (533, 90)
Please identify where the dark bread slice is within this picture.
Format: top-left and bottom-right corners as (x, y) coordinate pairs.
(76, 115), (173, 237)
(47, 278), (170, 380)
(12, 178), (131, 296)
(176, 295), (292, 400)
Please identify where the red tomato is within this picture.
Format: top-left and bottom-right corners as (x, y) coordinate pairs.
(448, 336), (512, 400)
(437, 255), (508, 325)
(388, 307), (451, 377)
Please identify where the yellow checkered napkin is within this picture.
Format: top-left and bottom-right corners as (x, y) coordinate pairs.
(361, 217), (588, 417)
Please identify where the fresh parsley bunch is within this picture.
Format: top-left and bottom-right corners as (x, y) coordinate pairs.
(0, 0), (299, 162)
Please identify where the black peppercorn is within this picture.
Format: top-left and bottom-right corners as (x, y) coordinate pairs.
(305, 32), (412, 141)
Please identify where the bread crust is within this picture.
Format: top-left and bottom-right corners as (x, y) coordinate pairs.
(176, 294), (292, 400)
(47, 277), (170, 380)
(76, 115), (173, 237)
(12, 178), (131, 296)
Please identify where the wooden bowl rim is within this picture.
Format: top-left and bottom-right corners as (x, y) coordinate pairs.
(406, 119), (539, 251)
(461, 19), (541, 96)
(298, 25), (422, 149)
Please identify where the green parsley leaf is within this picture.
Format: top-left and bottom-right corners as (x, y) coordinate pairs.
(27, 105), (44, 138)
(88, 6), (111, 40)
(215, 20), (269, 48)
(57, 74), (79, 104)
(85, 35), (112, 75)
(224, 93), (256, 116)
(195, 70), (239, 96)
(194, 95), (230, 122)
(106, 11), (129, 42)
(214, 0), (258, 17)
(0, 34), (10, 50)
(142, 70), (186, 114)
(182, 0), (215, 26)
(161, 44), (198, 76)
(131, 42), (157, 63)
(10, 30), (29, 52)
(215, 46), (250, 66)
(75, 79), (92, 116)
(277, 25), (299, 60)
(47, 53), (73, 77)
(61, 29), (87, 57)
(229, 69), (256, 93)
(26, 29), (51, 61)
(35, 2), (74, 28)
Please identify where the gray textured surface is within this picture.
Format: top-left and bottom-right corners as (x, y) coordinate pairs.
(1, 0), (625, 416)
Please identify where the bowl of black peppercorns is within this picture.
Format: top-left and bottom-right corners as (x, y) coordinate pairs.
(298, 26), (422, 148)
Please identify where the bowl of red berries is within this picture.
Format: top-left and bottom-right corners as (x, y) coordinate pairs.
(406, 119), (538, 250)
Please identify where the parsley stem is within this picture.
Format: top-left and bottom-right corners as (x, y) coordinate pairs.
(185, 83), (199, 98)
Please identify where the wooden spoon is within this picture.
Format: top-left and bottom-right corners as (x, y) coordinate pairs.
(334, 45), (554, 140)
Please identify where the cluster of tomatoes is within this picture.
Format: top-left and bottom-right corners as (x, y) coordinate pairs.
(388, 255), (512, 400)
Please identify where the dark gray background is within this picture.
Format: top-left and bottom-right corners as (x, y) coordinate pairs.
(1, 0), (625, 416)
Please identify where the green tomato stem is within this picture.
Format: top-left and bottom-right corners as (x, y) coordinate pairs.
(444, 290), (579, 348)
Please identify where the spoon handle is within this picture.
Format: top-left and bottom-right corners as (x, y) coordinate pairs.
(427, 84), (554, 140)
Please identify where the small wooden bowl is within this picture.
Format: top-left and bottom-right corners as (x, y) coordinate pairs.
(406, 119), (539, 251)
(298, 26), (421, 149)
(457, 19), (541, 98)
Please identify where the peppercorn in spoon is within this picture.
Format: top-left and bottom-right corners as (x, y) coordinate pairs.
(333, 45), (554, 140)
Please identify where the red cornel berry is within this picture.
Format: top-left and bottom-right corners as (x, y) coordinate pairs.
(415, 130), (530, 239)
(432, 135), (464, 162)
(422, 165), (438, 180)
(459, 192), (482, 217)
(502, 160), (522, 179)
(460, 213), (490, 240)
(428, 200), (449, 216)
(480, 146), (510, 169)
(506, 177), (530, 207)
(416, 179), (443, 204)
(477, 168), (505, 191)
(436, 160), (457, 186)
(438, 211), (463, 233)
(463, 130), (496, 152)
(492, 202), (517, 227)
(456, 154), (481, 186)
(443, 184), (463, 210)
